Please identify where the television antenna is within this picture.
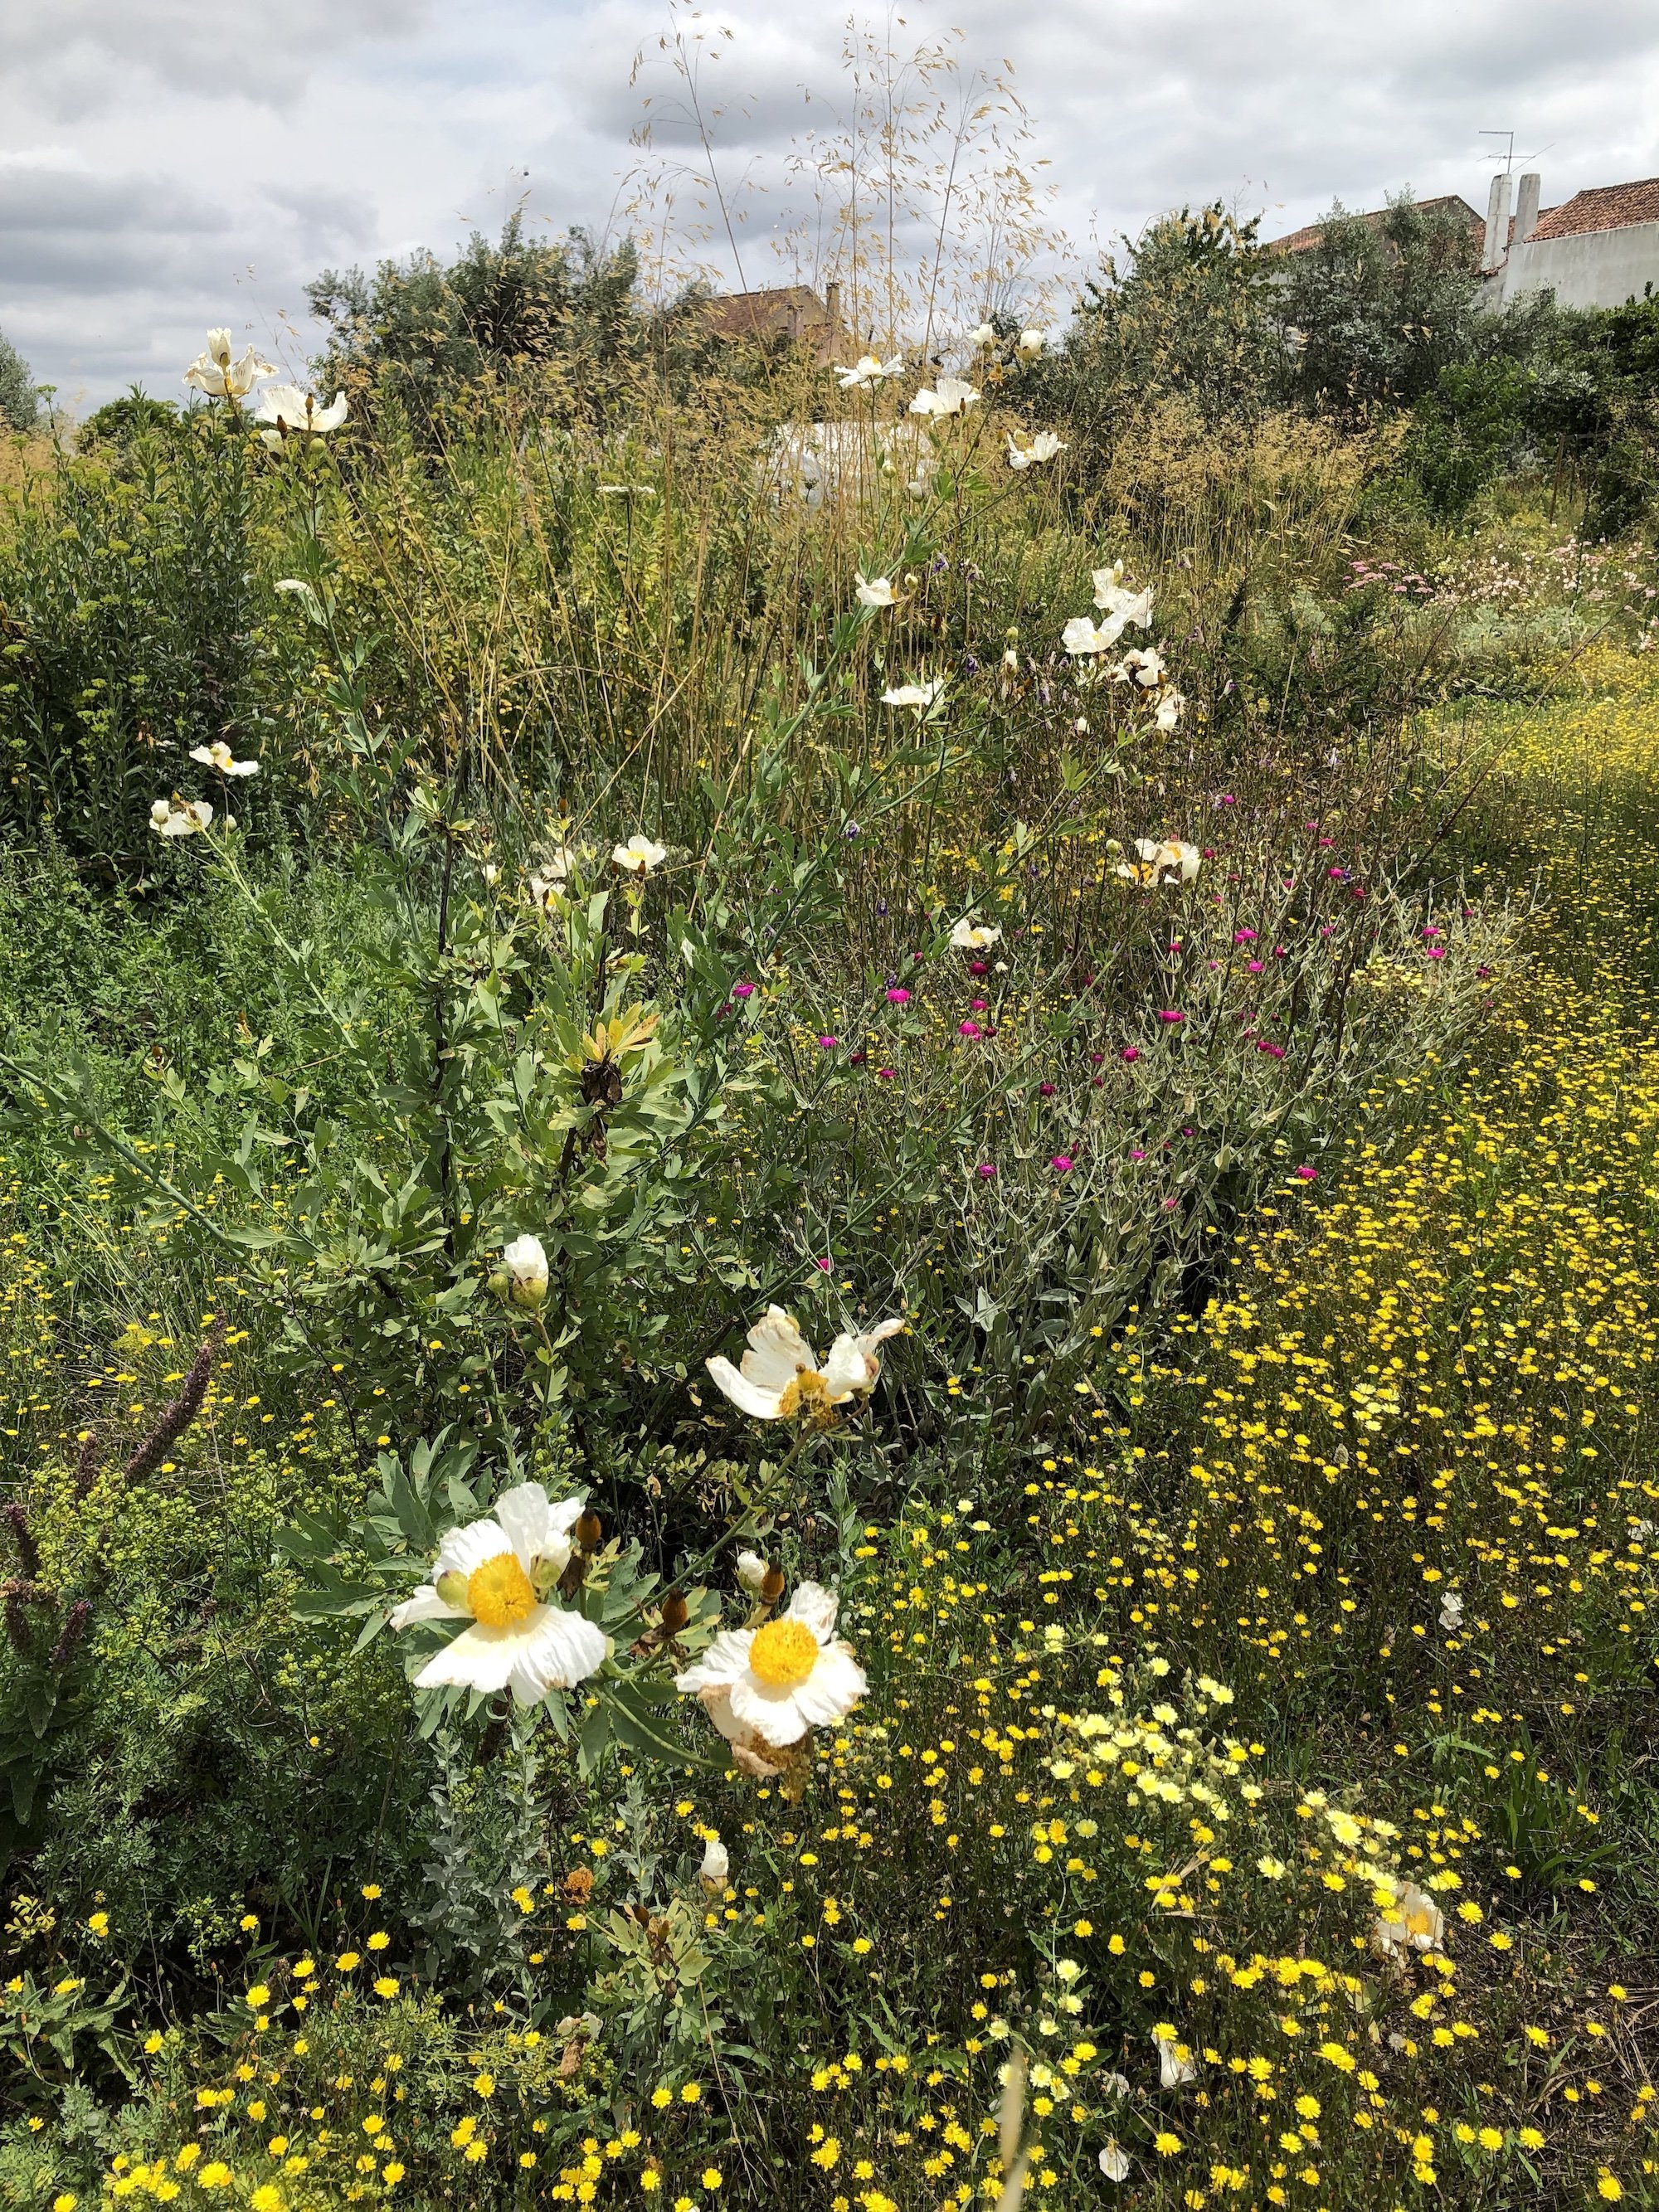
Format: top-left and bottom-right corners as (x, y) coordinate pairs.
(1478, 130), (1551, 175)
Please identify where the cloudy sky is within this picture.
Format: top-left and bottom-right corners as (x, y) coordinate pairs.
(4, 0), (1659, 409)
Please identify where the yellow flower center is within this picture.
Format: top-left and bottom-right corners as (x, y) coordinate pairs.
(748, 1618), (820, 1689)
(466, 1552), (537, 1629)
(776, 1370), (834, 1422)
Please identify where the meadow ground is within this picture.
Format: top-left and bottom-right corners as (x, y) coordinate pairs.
(2, 439), (1657, 2210)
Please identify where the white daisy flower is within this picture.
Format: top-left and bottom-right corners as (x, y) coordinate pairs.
(674, 1581), (866, 1753)
(389, 1481), (606, 1704)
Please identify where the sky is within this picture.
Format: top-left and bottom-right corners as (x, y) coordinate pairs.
(3, 0), (1659, 410)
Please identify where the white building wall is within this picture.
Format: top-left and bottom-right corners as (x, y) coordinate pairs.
(1501, 223), (1659, 310)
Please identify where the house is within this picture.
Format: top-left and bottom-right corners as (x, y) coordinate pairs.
(1264, 173), (1659, 313)
(1485, 173), (1659, 310)
(1265, 195), (1486, 262)
(702, 282), (851, 365)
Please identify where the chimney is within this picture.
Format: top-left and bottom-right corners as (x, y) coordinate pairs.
(1482, 172), (1512, 271)
(1513, 172), (1541, 245)
(825, 279), (842, 332)
(787, 300), (803, 343)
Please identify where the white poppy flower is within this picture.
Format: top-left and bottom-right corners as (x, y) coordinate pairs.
(822, 1318), (908, 1398)
(1115, 837), (1201, 889)
(149, 798), (213, 839)
(183, 329), (276, 400)
(389, 1481), (605, 1704)
(1062, 614), (1127, 656)
(698, 1831), (730, 1887)
(855, 572), (900, 608)
(967, 323), (997, 348)
(528, 848), (577, 908)
(500, 1232), (549, 1309)
(1006, 429), (1065, 471)
(1118, 646), (1166, 688)
(1372, 1880), (1444, 1958)
(880, 678), (944, 713)
(674, 1581), (866, 1751)
(1016, 328), (1045, 357)
(1438, 1590), (1464, 1631)
(189, 740), (260, 777)
(611, 834), (667, 876)
(1092, 566), (1154, 627)
(253, 384), (349, 448)
(1153, 2026), (1199, 2088)
(736, 1549), (771, 1594)
(1098, 2142), (1131, 2182)
(704, 1305), (905, 1422)
(908, 376), (979, 418)
(950, 917), (1002, 950)
(1155, 689), (1185, 732)
(834, 354), (905, 389)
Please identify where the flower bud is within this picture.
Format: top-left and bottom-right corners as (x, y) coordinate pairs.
(499, 1233), (549, 1310)
(736, 1549), (770, 1594)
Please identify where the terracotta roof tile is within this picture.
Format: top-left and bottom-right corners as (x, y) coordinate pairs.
(1528, 179), (1659, 241)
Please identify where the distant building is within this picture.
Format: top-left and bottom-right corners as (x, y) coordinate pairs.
(1266, 195), (1486, 262)
(702, 282), (851, 365)
(1265, 174), (1659, 312)
(1484, 173), (1659, 310)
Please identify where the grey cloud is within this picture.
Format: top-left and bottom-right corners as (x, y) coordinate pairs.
(1, 0), (431, 112)
(0, 164), (233, 294)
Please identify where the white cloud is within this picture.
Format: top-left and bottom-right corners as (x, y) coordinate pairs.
(2, 0), (1658, 406)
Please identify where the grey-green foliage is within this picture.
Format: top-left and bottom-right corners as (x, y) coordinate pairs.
(0, 327), (36, 431)
(1049, 202), (1282, 445)
(305, 214), (664, 438)
(1272, 192), (1485, 417)
(0, 406), (289, 858)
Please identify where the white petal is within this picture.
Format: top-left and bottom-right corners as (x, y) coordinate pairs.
(788, 1641), (866, 1727)
(786, 1582), (839, 1641)
(414, 1604), (605, 1698)
(674, 1629), (756, 1696)
(727, 1670), (811, 1745)
(820, 1337), (868, 1399)
(415, 1619), (521, 1693)
(509, 1606), (608, 1694)
(745, 1305), (816, 1377)
(389, 1582), (467, 1628)
(492, 1481), (552, 1570)
(705, 1355), (783, 1419)
(433, 1518), (512, 1585)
